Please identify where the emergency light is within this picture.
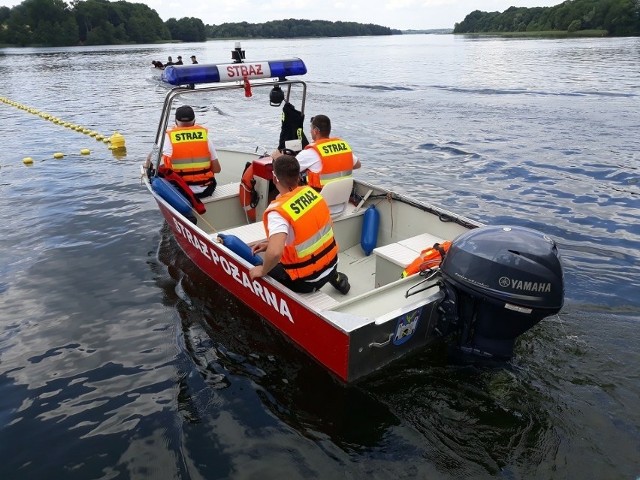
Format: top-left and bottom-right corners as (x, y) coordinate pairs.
(161, 59), (307, 86)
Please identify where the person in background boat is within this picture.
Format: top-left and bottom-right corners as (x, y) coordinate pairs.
(166, 56), (174, 66)
(153, 105), (221, 197)
(249, 155), (350, 295)
(190, 55), (198, 64)
(271, 114), (361, 207)
(175, 56), (183, 65)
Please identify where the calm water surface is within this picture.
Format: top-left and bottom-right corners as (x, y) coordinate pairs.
(1, 35), (639, 479)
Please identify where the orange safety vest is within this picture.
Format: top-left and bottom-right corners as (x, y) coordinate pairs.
(263, 186), (339, 280)
(304, 137), (354, 189)
(163, 125), (214, 186)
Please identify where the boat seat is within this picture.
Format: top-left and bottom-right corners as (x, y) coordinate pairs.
(372, 232), (445, 287)
(201, 182), (241, 204)
(374, 232), (445, 268)
(320, 177), (354, 217)
(215, 221), (266, 245)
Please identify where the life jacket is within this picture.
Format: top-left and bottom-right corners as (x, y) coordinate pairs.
(163, 125), (214, 186)
(401, 241), (451, 278)
(157, 165), (206, 214)
(239, 162), (258, 222)
(304, 137), (354, 189)
(263, 186), (338, 281)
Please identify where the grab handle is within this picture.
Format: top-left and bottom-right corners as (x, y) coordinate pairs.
(369, 333), (393, 348)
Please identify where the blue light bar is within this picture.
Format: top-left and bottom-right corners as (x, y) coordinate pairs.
(266, 59), (308, 79)
(161, 58), (307, 86)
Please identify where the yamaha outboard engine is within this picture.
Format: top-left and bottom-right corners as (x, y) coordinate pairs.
(438, 225), (564, 358)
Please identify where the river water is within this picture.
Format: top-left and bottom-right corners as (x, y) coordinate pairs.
(1, 34), (639, 479)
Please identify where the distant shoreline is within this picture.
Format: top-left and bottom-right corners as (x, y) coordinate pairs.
(454, 29), (609, 38)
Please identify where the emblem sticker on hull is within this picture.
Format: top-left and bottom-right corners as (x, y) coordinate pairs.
(393, 308), (422, 345)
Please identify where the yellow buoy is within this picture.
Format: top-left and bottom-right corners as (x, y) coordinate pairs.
(23, 157), (34, 165)
(80, 148), (90, 155)
(95, 134), (104, 141)
(53, 152), (64, 159)
(109, 131), (126, 150)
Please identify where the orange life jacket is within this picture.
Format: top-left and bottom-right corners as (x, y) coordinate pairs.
(304, 137), (354, 189)
(263, 186), (338, 280)
(401, 241), (451, 278)
(163, 125), (214, 186)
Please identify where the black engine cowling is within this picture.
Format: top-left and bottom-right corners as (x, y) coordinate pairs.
(438, 225), (564, 358)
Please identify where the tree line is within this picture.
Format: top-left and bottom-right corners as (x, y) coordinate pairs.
(0, 0), (397, 47)
(206, 19), (398, 39)
(453, 0), (640, 36)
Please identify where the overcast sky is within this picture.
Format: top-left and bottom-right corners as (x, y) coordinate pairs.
(0, 0), (564, 30)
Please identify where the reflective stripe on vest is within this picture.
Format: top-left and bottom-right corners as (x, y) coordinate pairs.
(264, 186), (338, 280)
(305, 138), (354, 189)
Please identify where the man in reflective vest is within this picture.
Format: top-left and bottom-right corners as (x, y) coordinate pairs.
(162, 105), (221, 197)
(272, 114), (361, 214)
(249, 155), (350, 294)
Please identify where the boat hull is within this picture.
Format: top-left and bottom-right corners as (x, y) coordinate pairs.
(157, 200), (353, 379)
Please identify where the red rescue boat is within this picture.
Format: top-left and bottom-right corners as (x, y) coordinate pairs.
(143, 44), (565, 382)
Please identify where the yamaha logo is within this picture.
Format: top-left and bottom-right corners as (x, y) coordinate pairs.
(499, 276), (551, 293)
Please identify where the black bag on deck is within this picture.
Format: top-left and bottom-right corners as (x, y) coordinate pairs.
(278, 102), (309, 152)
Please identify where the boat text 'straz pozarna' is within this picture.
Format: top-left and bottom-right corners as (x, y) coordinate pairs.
(143, 44), (564, 383)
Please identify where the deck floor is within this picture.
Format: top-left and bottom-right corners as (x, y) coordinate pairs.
(318, 245), (376, 301)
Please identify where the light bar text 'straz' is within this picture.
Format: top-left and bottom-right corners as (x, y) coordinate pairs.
(162, 59), (307, 86)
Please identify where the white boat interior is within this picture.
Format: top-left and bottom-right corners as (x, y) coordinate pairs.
(186, 149), (475, 332)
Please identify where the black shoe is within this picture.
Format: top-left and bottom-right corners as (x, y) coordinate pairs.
(330, 272), (350, 295)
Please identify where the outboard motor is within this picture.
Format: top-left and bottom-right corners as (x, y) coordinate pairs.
(438, 225), (564, 358)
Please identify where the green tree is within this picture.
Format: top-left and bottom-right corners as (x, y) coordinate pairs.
(72, 0), (168, 44)
(166, 16), (206, 42)
(4, 0), (77, 46)
(567, 19), (582, 32)
(454, 0), (640, 36)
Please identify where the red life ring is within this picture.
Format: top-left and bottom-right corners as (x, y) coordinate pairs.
(239, 162), (258, 222)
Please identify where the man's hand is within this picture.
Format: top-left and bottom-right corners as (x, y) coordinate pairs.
(251, 241), (268, 255)
(249, 265), (264, 280)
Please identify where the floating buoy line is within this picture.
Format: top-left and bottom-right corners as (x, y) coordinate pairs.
(1, 96), (127, 166)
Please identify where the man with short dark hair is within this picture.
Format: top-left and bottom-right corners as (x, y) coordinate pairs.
(160, 105), (220, 197)
(190, 55), (198, 64)
(249, 155), (350, 294)
(175, 56), (183, 65)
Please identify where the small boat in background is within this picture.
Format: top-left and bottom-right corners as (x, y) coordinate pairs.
(142, 44), (564, 383)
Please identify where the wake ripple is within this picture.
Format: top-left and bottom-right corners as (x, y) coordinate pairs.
(432, 85), (636, 98)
